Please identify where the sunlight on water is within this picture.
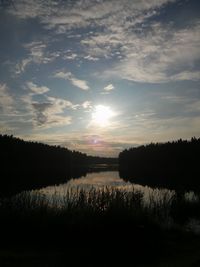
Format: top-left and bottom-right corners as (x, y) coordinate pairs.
(40, 171), (130, 193)
(38, 171), (175, 206)
(18, 171), (200, 234)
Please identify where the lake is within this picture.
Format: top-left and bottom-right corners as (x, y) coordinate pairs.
(38, 170), (199, 203)
(31, 170), (199, 233)
(1, 169), (197, 236)
(38, 170), (177, 206)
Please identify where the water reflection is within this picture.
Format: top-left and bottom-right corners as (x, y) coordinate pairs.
(18, 171), (199, 234)
(67, 171), (127, 188)
(39, 171), (176, 207)
(39, 171), (130, 195)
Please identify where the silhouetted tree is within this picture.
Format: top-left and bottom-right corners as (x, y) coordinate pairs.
(119, 137), (200, 190)
(0, 135), (117, 196)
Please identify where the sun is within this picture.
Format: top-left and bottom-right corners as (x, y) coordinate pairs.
(92, 105), (114, 127)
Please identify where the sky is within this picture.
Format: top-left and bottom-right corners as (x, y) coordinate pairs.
(0, 0), (200, 156)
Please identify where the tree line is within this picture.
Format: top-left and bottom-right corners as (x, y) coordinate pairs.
(119, 137), (200, 190)
(0, 135), (116, 196)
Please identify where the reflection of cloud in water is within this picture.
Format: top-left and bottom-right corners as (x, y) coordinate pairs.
(39, 171), (175, 206)
(40, 171), (132, 195)
(28, 172), (200, 235)
(68, 171), (128, 186)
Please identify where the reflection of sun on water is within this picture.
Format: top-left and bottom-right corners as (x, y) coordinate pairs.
(92, 105), (114, 127)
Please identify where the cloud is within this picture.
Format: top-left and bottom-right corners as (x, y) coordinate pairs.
(22, 93), (74, 129)
(46, 96), (75, 112)
(15, 41), (61, 74)
(8, 1), (59, 20)
(19, 113), (200, 157)
(81, 32), (124, 58)
(19, 131), (130, 157)
(10, 0), (199, 83)
(82, 101), (92, 109)
(24, 41), (47, 62)
(104, 84), (114, 91)
(31, 102), (52, 126)
(0, 83), (14, 114)
(63, 53), (78, 60)
(9, 0), (175, 30)
(15, 58), (32, 74)
(68, 100), (93, 111)
(84, 55), (99, 61)
(54, 71), (89, 90)
(31, 98), (72, 128)
(101, 21), (200, 83)
(26, 82), (50, 95)
(0, 122), (16, 135)
(186, 100), (200, 113)
(170, 71), (200, 82)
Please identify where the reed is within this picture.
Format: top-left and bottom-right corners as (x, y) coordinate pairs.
(1, 187), (200, 230)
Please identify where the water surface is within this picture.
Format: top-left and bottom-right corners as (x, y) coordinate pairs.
(17, 170), (200, 233)
(39, 171), (176, 206)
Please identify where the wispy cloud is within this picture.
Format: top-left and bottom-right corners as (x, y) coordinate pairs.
(96, 21), (200, 83)
(82, 101), (92, 109)
(0, 83), (14, 114)
(21, 93), (74, 129)
(9, 0), (175, 30)
(33, 97), (72, 128)
(104, 84), (114, 91)
(19, 131), (132, 157)
(24, 41), (47, 62)
(15, 58), (32, 74)
(26, 81), (50, 95)
(63, 52), (78, 60)
(84, 55), (99, 61)
(15, 41), (61, 74)
(170, 71), (200, 82)
(31, 101), (72, 128)
(0, 122), (16, 135)
(54, 71), (90, 90)
(9, 0), (199, 83)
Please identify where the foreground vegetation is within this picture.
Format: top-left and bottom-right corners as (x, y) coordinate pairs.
(119, 137), (200, 190)
(2, 186), (200, 230)
(1, 187), (200, 265)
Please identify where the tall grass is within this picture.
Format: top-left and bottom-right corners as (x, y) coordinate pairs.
(1, 187), (200, 266)
(1, 187), (200, 231)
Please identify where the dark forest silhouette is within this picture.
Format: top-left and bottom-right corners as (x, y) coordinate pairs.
(0, 135), (117, 196)
(119, 137), (200, 190)
(1, 134), (200, 196)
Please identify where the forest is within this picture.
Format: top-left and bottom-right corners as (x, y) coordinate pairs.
(119, 137), (200, 190)
(1, 135), (200, 196)
(0, 135), (117, 196)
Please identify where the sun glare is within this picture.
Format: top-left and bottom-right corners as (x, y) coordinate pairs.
(92, 105), (114, 127)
